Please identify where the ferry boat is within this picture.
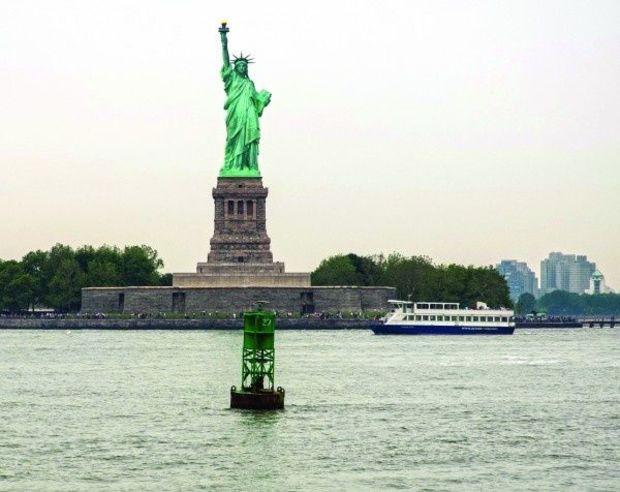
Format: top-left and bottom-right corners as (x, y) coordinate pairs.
(372, 300), (515, 335)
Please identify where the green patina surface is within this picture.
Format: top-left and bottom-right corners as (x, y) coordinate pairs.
(240, 304), (276, 392)
(218, 24), (271, 178)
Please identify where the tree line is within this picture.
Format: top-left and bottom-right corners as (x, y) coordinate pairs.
(1, 248), (513, 313)
(0, 244), (170, 312)
(311, 253), (512, 308)
(516, 291), (620, 316)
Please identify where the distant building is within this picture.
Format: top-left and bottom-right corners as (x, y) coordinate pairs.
(585, 270), (614, 295)
(540, 252), (596, 295)
(496, 260), (539, 302)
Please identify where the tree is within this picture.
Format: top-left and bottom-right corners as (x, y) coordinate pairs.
(467, 266), (512, 309)
(81, 245), (125, 287)
(536, 291), (620, 316)
(379, 254), (436, 301)
(516, 293), (536, 315)
(346, 253), (383, 285)
(86, 258), (122, 287)
(44, 244), (76, 284)
(159, 273), (173, 286)
(311, 252), (513, 308)
(1, 243), (171, 313)
(538, 290), (584, 316)
(45, 258), (86, 311)
(311, 255), (359, 286)
(75, 245), (97, 273)
(0, 260), (35, 312)
(121, 245), (164, 286)
(21, 250), (49, 310)
(5, 274), (35, 312)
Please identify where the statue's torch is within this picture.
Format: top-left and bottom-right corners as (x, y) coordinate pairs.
(219, 21), (229, 33)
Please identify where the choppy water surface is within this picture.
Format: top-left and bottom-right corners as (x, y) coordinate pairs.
(1, 329), (618, 491)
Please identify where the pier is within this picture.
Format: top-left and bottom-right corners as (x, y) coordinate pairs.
(578, 317), (616, 328)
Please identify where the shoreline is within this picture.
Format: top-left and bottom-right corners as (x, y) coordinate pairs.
(1, 319), (615, 330)
(0, 318), (376, 330)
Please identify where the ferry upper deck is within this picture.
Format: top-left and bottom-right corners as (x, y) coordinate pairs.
(387, 300), (514, 323)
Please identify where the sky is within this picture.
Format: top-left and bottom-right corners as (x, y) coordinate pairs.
(1, 0), (619, 288)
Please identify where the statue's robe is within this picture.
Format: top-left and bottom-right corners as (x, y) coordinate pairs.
(221, 64), (271, 176)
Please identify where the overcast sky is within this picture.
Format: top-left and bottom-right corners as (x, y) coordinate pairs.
(1, 0), (619, 287)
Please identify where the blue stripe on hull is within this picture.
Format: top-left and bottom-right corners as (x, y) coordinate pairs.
(371, 324), (515, 335)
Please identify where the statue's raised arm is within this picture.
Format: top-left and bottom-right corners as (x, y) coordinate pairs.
(219, 22), (230, 68)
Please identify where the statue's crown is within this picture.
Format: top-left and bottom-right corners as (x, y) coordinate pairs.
(233, 52), (254, 64)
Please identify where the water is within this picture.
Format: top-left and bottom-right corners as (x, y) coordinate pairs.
(1, 329), (618, 491)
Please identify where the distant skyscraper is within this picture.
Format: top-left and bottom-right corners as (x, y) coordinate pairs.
(585, 270), (614, 294)
(496, 260), (539, 302)
(540, 252), (596, 294)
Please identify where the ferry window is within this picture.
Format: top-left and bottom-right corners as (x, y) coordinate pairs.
(465, 316), (472, 322)
(501, 317), (508, 322)
(451, 316), (458, 321)
(422, 315), (429, 321)
(459, 316), (464, 321)
(494, 316), (501, 322)
(473, 316), (479, 322)
(430, 315), (436, 321)
(415, 315), (422, 321)
(418, 304), (429, 310)
(437, 315), (443, 321)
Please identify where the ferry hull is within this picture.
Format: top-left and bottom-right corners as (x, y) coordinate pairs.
(372, 324), (515, 335)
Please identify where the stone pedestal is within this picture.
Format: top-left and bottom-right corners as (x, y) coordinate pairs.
(173, 177), (310, 288)
(208, 177), (274, 265)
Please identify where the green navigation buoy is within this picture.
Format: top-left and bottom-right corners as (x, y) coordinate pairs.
(230, 302), (285, 410)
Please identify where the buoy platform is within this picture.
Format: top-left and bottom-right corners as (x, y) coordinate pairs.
(230, 386), (285, 410)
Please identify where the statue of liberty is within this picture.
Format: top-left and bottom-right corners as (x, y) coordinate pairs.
(218, 22), (271, 178)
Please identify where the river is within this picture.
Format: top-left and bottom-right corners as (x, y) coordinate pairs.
(1, 328), (618, 490)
